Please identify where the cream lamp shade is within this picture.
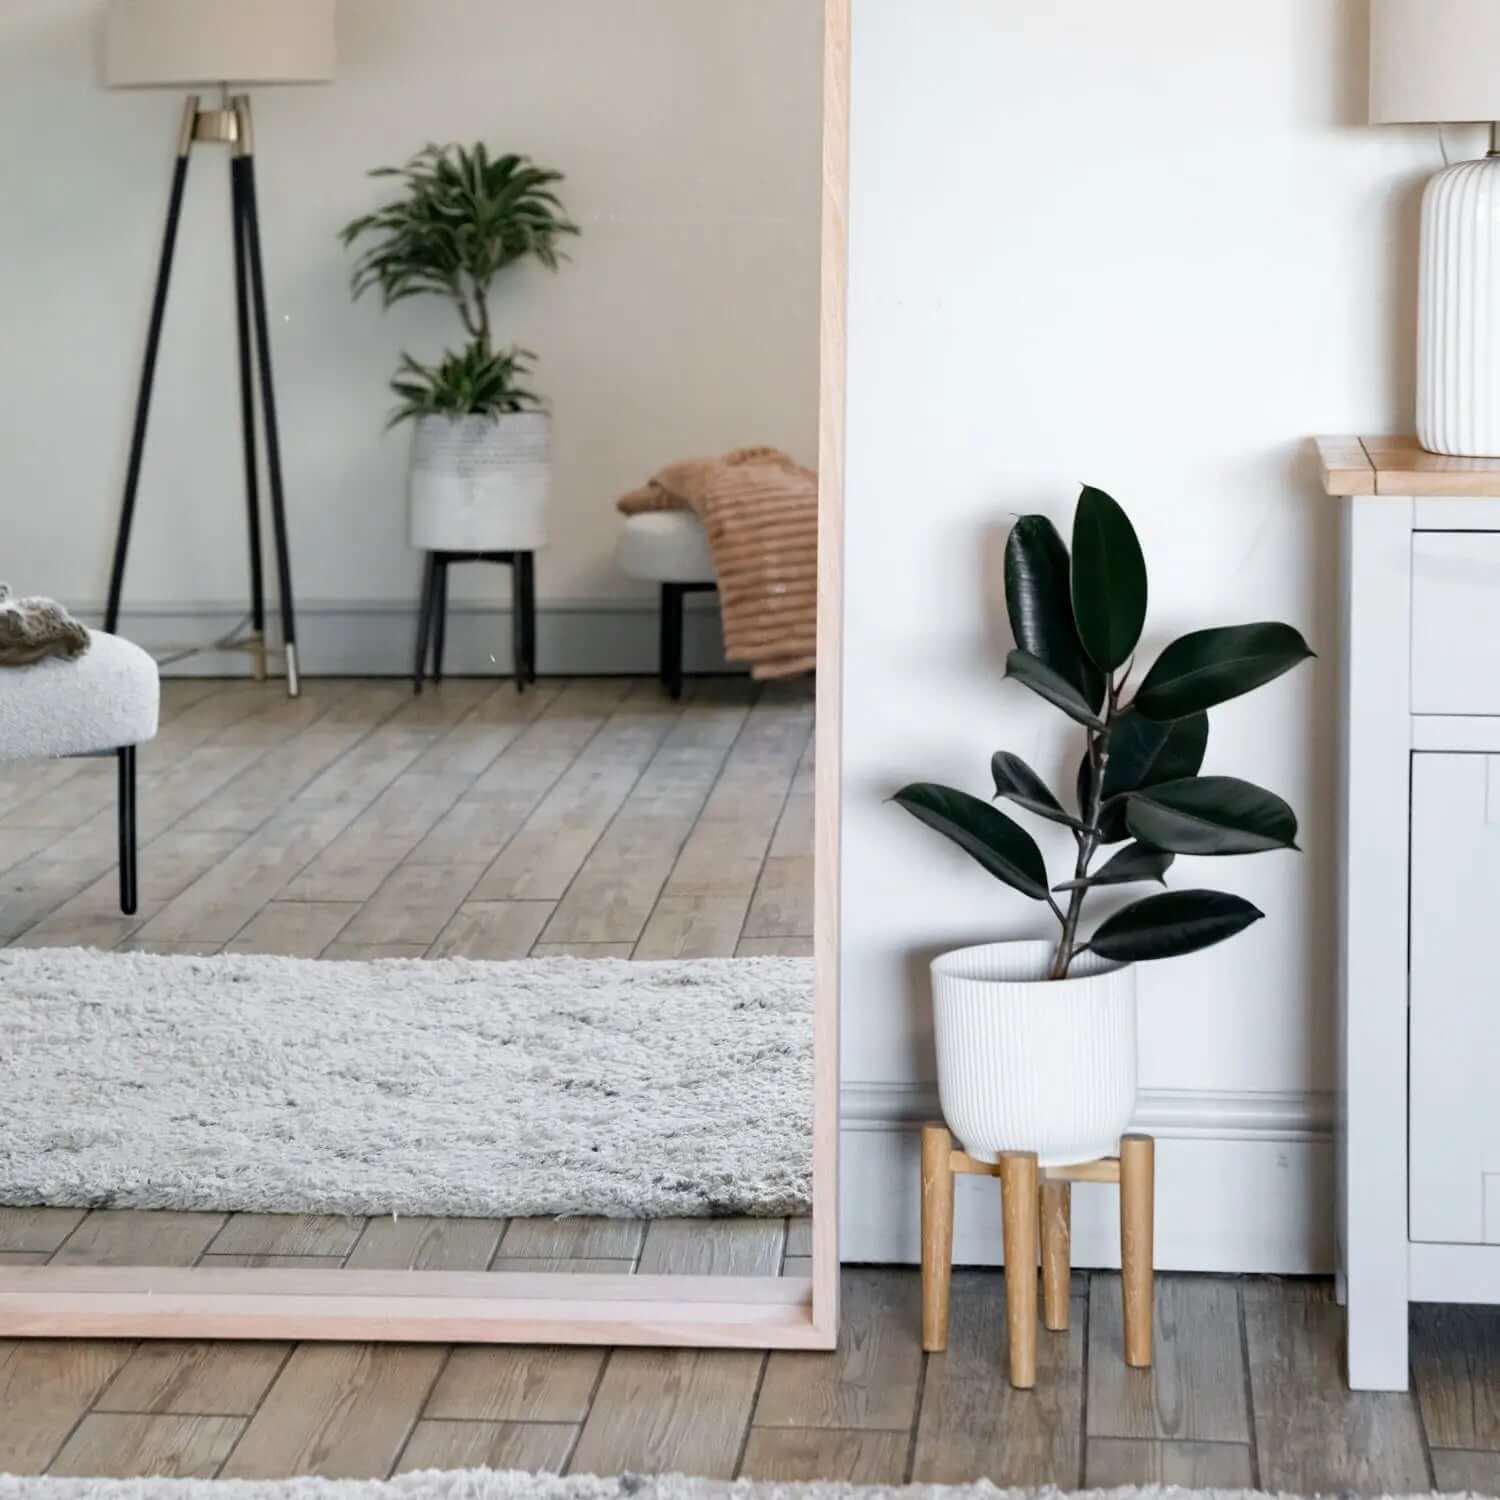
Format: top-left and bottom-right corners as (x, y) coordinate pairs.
(1371, 0), (1500, 124)
(105, 0), (336, 87)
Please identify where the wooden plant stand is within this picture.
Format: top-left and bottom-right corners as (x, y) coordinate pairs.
(920, 1123), (1155, 1389)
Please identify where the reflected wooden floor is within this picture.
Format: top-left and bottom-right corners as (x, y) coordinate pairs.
(0, 675), (814, 1278)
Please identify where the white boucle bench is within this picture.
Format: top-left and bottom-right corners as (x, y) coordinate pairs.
(0, 631), (159, 913)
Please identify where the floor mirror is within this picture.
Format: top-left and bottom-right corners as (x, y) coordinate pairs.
(0, 0), (847, 1351)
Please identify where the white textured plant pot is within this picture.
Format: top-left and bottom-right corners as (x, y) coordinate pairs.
(931, 940), (1138, 1168)
(1418, 156), (1500, 459)
(409, 411), (551, 552)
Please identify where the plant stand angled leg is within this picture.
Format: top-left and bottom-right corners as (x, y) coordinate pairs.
(999, 1151), (1040, 1389)
(1120, 1132), (1156, 1367)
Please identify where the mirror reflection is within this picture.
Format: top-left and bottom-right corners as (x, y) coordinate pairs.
(0, 0), (822, 1285)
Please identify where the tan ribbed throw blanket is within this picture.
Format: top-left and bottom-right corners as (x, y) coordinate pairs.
(617, 447), (817, 680)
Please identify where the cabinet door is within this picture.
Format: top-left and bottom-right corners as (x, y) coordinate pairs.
(1411, 753), (1500, 1242)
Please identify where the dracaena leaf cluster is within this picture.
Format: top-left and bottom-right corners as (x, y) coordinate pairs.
(340, 142), (579, 425)
(894, 486), (1314, 980)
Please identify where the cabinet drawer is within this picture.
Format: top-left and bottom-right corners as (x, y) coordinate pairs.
(1413, 533), (1500, 714)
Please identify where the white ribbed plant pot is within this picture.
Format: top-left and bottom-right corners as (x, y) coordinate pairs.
(931, 939), (1138, 1168)
(1418, 155), (1500, 459)
(408, 411), (551, 552)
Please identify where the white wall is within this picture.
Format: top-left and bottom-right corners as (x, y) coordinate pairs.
(839, 0), (1456, 1269)
(0, 0), (821, 671)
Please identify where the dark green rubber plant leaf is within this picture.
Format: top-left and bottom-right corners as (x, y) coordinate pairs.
(1133, 622), (1314, 721)
(1053, 843), (1175, 892)
(1071, 485), (1148, 674)
(892, 783), (1051, 902)
(1004, 515), (1105, 711)
(1083, 709), (1210, 844)
(1087, 889), (1264, 963)
(992, 752), (1085, 831)
(1006, 650), (1106, 730)
(1124, 776), (1299, 856)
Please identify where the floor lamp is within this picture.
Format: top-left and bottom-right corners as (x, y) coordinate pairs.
(104, 0), (337, 697)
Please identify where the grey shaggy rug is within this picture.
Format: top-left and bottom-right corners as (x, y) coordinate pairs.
(0, 1476), (1457, 1500)
(0, 950), (812, 1219)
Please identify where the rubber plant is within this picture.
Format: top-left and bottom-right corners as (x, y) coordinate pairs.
(894, 486), (1314, 980)
(340, 143), (578, 424)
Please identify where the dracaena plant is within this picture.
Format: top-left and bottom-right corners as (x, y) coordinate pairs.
(340, 143), (578, 423)
(894, 486), (1314, 981)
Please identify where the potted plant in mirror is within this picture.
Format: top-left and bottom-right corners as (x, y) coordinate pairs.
(341, 144), (579, 553)
(895, 486), (1313, 1167)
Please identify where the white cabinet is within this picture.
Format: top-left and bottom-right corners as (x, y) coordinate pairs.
(1410, 753), (1500, 1244)
(1321, 435), (1500, 1393)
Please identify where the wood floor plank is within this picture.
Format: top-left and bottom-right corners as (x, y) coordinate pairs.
(497, 1218), (645, 1261)
(346, 1216), (505, 1271)
(638, 1218), (785, 1277)
(428, 901), (555, 960)
(529, 942), (635, 958)
(568, 1348), (764, 1478)
(786, 1218), (813, 1257)
(738, 1427), (909, 1484)
(736, 937), (814, 957)
(0, 1207), (85, 1253)
(0, 1341), (134, 1473)
(404, 681), (563, 779)
(1432, 1448), (1500, 1492)
(1413, 1302), (1500, 1449)
(335, 862), (486, 947)
(756, 1268), (924, 1432)
(911, 1275), (1085, 1487)
(52, 1211), (227, 1267)
(208, 1214), (364, 1258)
(1243, 1278), (1429, 1494)
(1085, 1437), (1255, 1488)
(425, 1347), (605, 1423)
(395, 1419), (576, 1476)
(1087, 1273), (1250, 1442)
(321, 943), (427, 961)
(200, 1254), (344, 1269)
(49, 1412), (244, 1479)
(223, 902), (360, 957)
(96, 1341), (290, 1416)
(633, 894), (749, 959)
(489, 1257), (635, 1273)
(221, 1344), (448, 1480)
(743, 855), (815, 939)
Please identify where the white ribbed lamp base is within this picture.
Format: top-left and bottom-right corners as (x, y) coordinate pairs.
(930, 940), (1138, 1169)
(1418, 155), (1500, 458)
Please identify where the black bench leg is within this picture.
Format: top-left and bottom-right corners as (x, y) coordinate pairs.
(118, 745), (138, 916)
(661, 583), (686, 700)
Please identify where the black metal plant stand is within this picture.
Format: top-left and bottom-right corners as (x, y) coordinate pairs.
(105, 94), (301, 697)
(413, 551), (538, 694)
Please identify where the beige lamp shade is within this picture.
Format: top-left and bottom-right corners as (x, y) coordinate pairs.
(1371, 0), (1500, 124)
(105, 0), (336, 87)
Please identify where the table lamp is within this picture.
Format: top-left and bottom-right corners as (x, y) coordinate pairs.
(1372, 0), (1500, 459)
(103, 0), (337, 696)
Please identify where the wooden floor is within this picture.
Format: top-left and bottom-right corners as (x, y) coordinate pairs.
(3, 677), (1496, 1489)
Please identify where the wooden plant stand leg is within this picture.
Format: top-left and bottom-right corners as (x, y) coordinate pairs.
(920, 1124), (956, 1352)
(998, 1151), (1039, 1389)
(1040, 1179), (1071, 1332)
(1120, 1132), (1156, 1368)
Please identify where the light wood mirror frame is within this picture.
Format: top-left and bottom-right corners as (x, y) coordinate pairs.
(0, 0), (849, 1353)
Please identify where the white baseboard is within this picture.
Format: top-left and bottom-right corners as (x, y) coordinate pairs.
(88, 597), (731, 679)
(839, 1082), (1335, 1273)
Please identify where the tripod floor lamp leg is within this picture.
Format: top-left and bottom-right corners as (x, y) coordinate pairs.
(105, 96), (198, 638)
(235, 95), (300, 697)
(230, 153), (267, 681)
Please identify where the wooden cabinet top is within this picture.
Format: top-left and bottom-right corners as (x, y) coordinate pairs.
(1317, 436), (1500, 497)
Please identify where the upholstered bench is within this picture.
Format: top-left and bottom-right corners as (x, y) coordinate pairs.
(0, 631), (159, 913)
(616, 510), (718, 699)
